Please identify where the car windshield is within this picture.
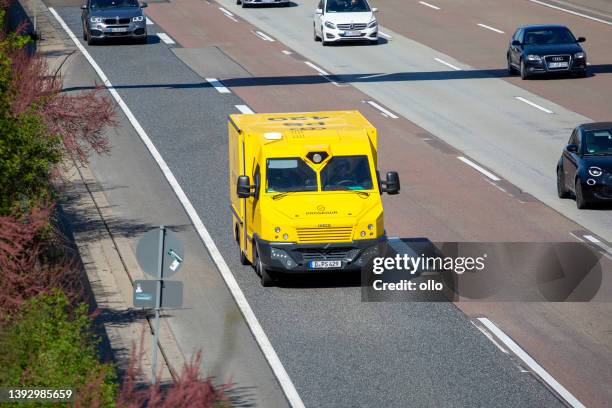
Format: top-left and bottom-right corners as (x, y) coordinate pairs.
(90, 0), (139, 8)
(584, 129), (612, 155)
(523, 27), (576, 45)
(266, 158), (318, 193)
(326, 0), (370, 13)
(321, 155), (373, 191)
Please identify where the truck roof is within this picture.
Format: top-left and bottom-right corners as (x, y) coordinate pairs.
(229, 110), (376, 145)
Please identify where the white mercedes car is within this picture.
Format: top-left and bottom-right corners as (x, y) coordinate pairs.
(314, 0), (378, 45)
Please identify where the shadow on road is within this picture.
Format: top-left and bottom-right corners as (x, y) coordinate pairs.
(61, 63), (612, 92)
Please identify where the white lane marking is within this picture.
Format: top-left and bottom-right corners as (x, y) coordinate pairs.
(515, 96), (554, 114)
(477, 318), (586, 408)
(379, 31), (392, 39)
(477, 23), (505, 34)
(157, 32), (175, 45)
(471, 321), (508, 354)
(457, 157), (501, 181)
(529, 0), (612, 26)
(219, 6), (234, 16)
(304, 61), (344, 87)
(146, 17), (154, 25)
(282, 50), (293, 55)
(225, 14), (238, 22)
(419, 1), (440, 10)
(366, 100), (399, 119)
(255, 30), (275, 42)
(360, 73), (389, 79)
(235, 104), (255, 114)
(583, 234), (612, 253)
(205, 78), (231, 94)
(49, 8), (306, 408)
(434, 57), (461, 71)
(304, 61), (330, 76)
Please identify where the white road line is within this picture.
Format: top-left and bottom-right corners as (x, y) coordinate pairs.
(477, 23), (505, 34)
(477, 318), (585, 408)
(157, 32), (175, 45)
(225, 14), (238, 22)
(434, 57), (461, 71)
(282, 50), (293, 55)
(235, 104), (255, 114)
(379, 31), (392, 39)
(360, 73), (389, 79)
(583, 234), (612, 253)
(255, 31), (275, 42)
(366, 100), (399, 119)
(146, 17), (154, 25)
(457, 157), (501, 181)
(304, 61), (330, 76)
(219, 6), (234, 16)
(471, 321), (508, 354)
(515, 96), (554, 114)
(49, 8), (306, 408)
(419, 1), (440, 10)
(205, 78), (231, 94)
(529, 0), (612, 26)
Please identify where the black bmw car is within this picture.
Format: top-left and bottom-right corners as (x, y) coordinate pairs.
(507, 24), (587, 79)
(557, 123), (612, 209)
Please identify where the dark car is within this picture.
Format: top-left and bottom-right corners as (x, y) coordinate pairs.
(557, 123), (612, 209)
(507, 24), (587, 79)
(81, 0), (148, 45)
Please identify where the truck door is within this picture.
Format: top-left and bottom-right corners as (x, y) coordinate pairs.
(244, 163), (261, 260)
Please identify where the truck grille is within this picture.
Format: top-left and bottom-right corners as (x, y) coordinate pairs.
(296, 227), (353, 243)
(337, 23), (367, 30)
(298, 248), (360, 261)
(544, 55), (570, 70)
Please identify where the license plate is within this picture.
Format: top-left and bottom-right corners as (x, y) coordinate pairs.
(309, 260), (342, 269)
(548, 61), (568, 68)
(343, 30), (361, 37)
(108, 27), (129, 33)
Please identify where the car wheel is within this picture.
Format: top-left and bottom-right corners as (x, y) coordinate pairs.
(314, 25), (320, 42)
(507, 55), (516, 75)
(520, 59), (529, 80)
(83, 28), (87, 41)
(236, 0), (241, 4)
(236, 230), (249, 265)
(557, 167), (569, 198)
(575, 179), (588, 209)
(369, 39), (378, 45)
(255, 250), (274, 287)
(578, 69), (587, 78)
(87, 33), (95, 46)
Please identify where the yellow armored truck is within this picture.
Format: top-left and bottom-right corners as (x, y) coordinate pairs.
(228, 111), (400, 286)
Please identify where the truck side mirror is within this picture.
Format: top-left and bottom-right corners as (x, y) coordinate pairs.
(382, 171), (400, 195)
(237, 175), (255, 198)
(566, 144), (578, 153)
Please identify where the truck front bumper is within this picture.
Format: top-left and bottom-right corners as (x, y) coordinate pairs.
(255, 235), (387, 273)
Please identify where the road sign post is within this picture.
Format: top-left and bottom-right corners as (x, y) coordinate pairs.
(134, 226), (185, 384)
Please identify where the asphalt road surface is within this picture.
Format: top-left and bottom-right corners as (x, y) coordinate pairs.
(48, 0), (612, 406)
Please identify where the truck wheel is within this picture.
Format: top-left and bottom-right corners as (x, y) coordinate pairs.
(255, 251), (274, 287)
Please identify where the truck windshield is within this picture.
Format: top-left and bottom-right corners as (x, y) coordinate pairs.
(266, 158), (318, 193)
(321, 155), (373, 191)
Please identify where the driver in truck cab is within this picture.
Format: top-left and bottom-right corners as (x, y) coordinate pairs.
(228, 110), (400, 286)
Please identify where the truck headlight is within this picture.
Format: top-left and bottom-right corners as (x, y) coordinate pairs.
(90, 17), (102, 23)
(132, 15), (144, 22)
(574, 52), (585, 59)
(367, 20), (377, 28)
(324, 21), (336, 29)
(588, 166), (602, 177)
(527, 54), (542, 61)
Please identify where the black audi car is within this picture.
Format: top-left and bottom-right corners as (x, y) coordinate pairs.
(507, 24), (587, 79)
(557, 123), (612, 209)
